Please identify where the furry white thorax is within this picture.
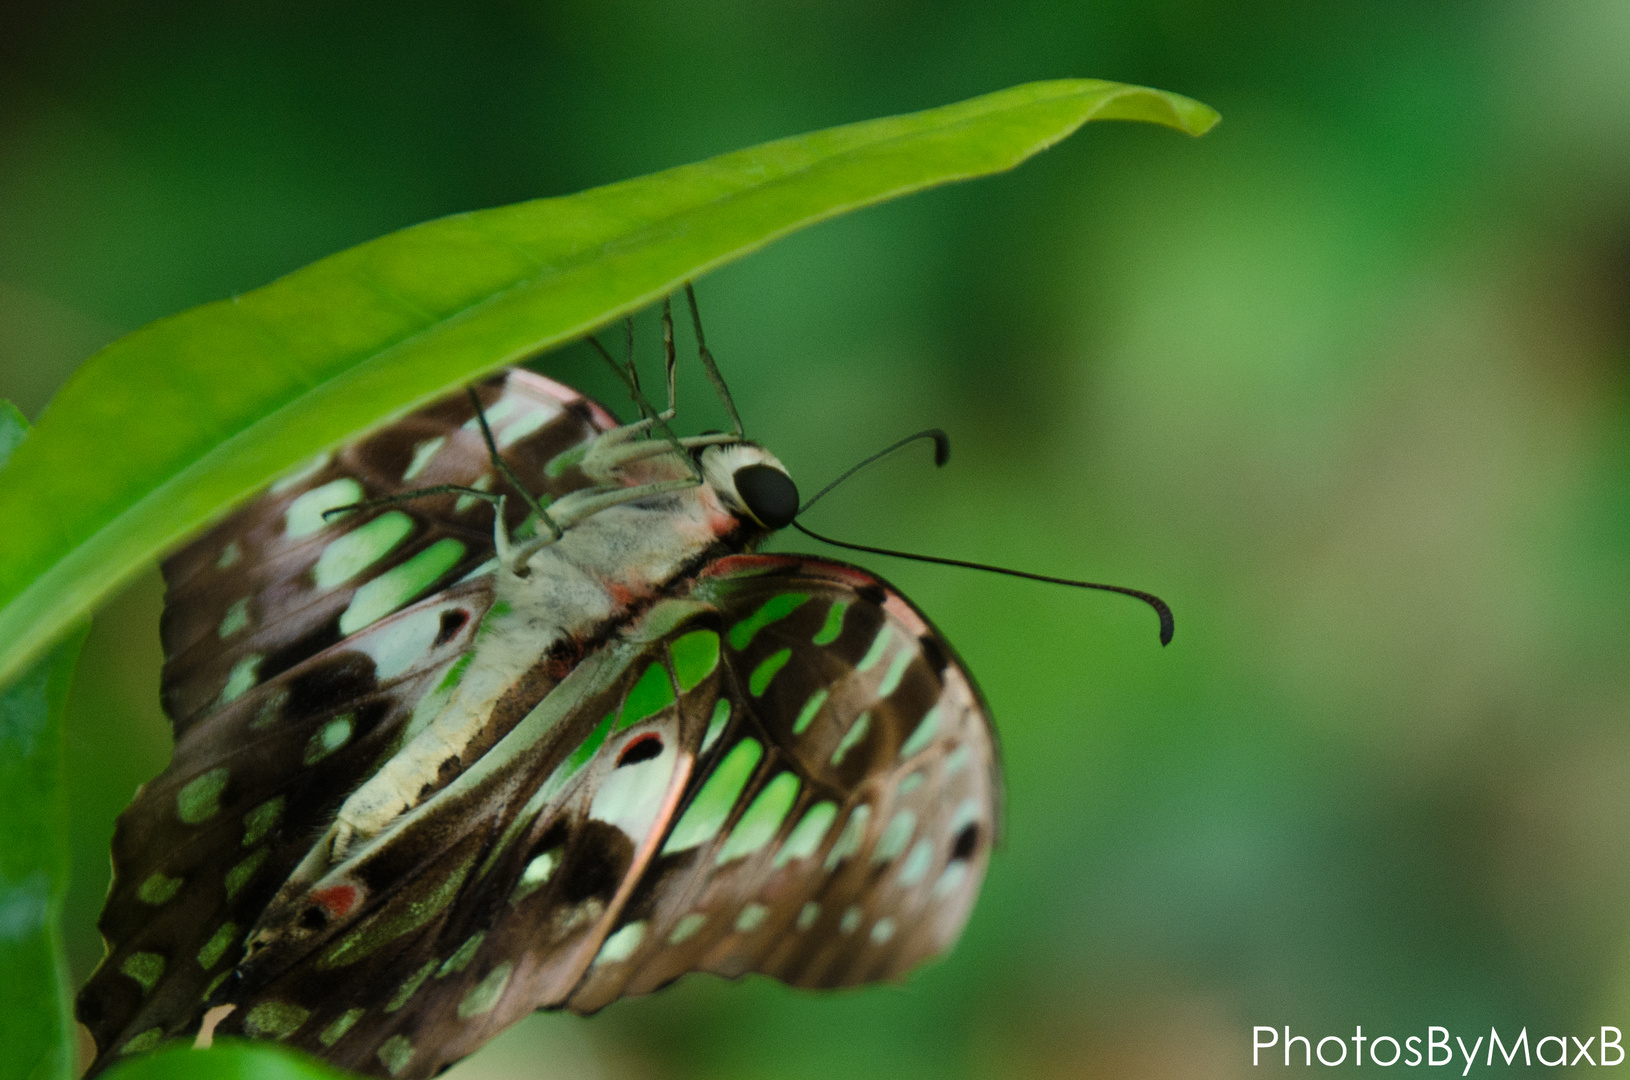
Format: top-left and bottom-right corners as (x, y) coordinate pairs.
(326, 456), (742, 859)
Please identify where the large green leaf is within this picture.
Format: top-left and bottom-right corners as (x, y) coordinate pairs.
(100, 1040), (351, 1080)
(0, 79), (1216, 689)
(0, 403), (88, 1080)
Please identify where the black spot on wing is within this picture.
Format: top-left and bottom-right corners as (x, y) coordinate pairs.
(559, 821), (633, 905)
(952, 822), (980, 862)
(285, 652), (376, 716)
(435, 608), (470, 646)
(259, 618), (344, 684)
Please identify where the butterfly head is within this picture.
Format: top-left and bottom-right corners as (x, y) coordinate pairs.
(699, 442), (799, 531)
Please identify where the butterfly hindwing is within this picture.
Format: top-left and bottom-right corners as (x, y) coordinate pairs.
(78, 577), (491, 1066)
(572, 554), (998, 1007)
(180, 556), (995, 1078)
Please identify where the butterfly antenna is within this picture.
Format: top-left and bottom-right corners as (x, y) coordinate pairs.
(793, 521), (1174, 646)
(796, 430), (1173, 646)
(685, 283), (744, 437)
(798, 428), (950, 515)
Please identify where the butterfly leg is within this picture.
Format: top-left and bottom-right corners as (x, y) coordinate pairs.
(684, 282), (743, 437)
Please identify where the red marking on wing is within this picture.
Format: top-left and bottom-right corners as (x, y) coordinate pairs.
(310, 884), (362, 919)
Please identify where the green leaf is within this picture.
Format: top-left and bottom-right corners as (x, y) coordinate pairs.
(0, 402), (90, 1080)
(98, 1040), (352, 1080)
(0, 79), (1217, 688)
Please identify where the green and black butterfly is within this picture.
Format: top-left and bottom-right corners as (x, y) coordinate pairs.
(77, 300), (1016, 1079)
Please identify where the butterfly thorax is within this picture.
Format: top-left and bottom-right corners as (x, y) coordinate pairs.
(271, 445), (769, 900)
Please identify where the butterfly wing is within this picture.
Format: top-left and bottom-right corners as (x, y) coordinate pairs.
(572, 553), (998, 1007)
(188, 553), (996, 1078)
(157, 370), (619, 738)
(77, 370), (621, 1068)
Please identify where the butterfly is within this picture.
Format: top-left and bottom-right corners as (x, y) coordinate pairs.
(76, 307), (1000, 1079)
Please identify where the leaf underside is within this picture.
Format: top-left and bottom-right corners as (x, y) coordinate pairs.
(0, 78), (1217, 691)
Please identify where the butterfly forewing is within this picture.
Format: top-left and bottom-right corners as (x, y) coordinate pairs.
(158, 371), (618, 737)
(78, 371), (619, 1068)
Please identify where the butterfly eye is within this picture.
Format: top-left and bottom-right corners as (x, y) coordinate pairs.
(733, 464), (799, 529)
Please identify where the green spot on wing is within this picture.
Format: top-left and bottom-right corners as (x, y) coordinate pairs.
(824, 805), (871, 870)
(669, 913), (707, 944)
(217, 597), (250, 639)
(339, 537), (466, 635)
(196, 922), (238, 969)
(242, 796), (284, 847)
(564, 713), (615, 778)
(773, 800), (838, 868)
(716, 771), (801, 864)
(458, 962), (515, 1018)
(319, 1008), (365, 1047)
(899, 705), (942, 759)
(137, 873), (182, 905)
(792, 688), (828, 735)
(176, 767), (229, 824)
(303, 714), (354, 764)
(813, 599), (849, 645)
(874, 809), (917, 862)
(898, 839), (934, 885)
(285, 478), (363, 538)
(120, 952), (164, 992)
(225, 848), (269, 899)
(749, 648), (792, 696)
(510, 848), (561, 904)
(217, 654), (262, 706)
(437, 931), (486, 977)
(385, 961), (437, 1012)
(856, 625), (894, 673)
(402, 436), (445, 481)
(669, 629), (721, 692)
(831, 712), (871, 766)
(617, 663), (676, 730)
(727, 592), (810, 650)
(735, 903), (768, 932)
(595, 921), (645, 965)
(378, 1035), (415, 1076)
(312, 510), (414, 589)
(875, 645), (914, 698)
(702, 699), (730, 754)
(663, 739), (763, 854)
(244, 1000), (310, 1039)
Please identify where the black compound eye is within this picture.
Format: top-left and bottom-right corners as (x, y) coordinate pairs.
(733, 464), (799, 529)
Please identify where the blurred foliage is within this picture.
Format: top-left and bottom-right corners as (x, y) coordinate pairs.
(2, 1), (1628, 1078)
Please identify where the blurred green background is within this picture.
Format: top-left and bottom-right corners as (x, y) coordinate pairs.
(4, 2), (1629, 1077)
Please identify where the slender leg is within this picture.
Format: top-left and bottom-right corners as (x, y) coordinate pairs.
(624, 316), (650, 420)
(588, 334), (702, 483)
(685, 282), (744, 437)
(321, 484), (502, 522)
(466, 387), (563, 540)
(661, 295), (678, 420)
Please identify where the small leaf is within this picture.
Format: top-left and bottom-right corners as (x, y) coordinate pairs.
(0, 79), (1217, 689)
(0, 401), (89, 1080)
(98, 1039), (353, 1080)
